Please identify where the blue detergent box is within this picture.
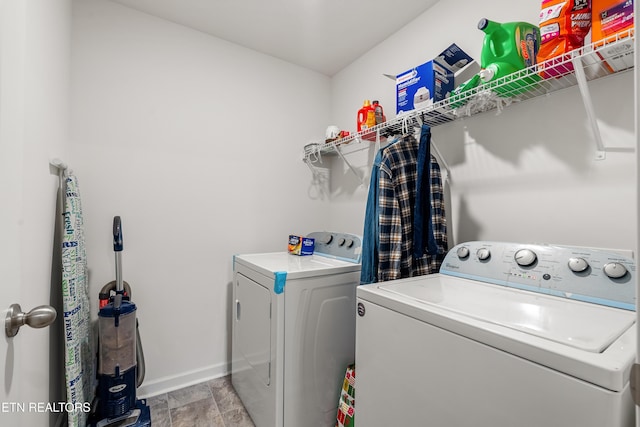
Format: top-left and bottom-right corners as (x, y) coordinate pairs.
(288, 235), (315, 256)
(396, 61), (436, 115)
(394, 43), (478, 114)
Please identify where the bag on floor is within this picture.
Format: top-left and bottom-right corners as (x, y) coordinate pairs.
(336, 364), (355, 427)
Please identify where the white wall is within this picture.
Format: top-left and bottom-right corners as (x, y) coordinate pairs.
(70, 0), (332, 395)
(328, 0), (637, 253)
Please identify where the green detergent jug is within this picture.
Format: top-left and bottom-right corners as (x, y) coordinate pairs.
(451, 18), (541, 108)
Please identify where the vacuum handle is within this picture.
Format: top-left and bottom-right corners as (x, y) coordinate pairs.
(113, 216), (123, 252)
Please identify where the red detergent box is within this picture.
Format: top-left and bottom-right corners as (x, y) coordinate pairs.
(288, 235), (315, 256)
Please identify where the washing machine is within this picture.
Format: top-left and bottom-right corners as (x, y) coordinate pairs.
(356, 241), (636, 427)
(232, 231), (362, 427)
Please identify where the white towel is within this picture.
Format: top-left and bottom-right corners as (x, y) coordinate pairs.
(61, 175), (93, 427)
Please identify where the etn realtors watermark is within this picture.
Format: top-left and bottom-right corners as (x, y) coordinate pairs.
(1, 401), (91, 413)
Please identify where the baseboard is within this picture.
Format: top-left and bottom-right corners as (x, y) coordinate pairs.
(137, 362), (230, 399)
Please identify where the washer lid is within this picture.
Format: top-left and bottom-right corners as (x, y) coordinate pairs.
(235, 252), (360, 280)
(378, 275), (634, 353)
(358, 274), (636, 391)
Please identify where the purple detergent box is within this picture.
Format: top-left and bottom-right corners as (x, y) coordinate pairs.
(288, 235), (315, 256)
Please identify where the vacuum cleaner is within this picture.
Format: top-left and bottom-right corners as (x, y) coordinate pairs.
(89, 216), (151, 427)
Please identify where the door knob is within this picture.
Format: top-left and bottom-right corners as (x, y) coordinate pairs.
(5, 304), (57, 337)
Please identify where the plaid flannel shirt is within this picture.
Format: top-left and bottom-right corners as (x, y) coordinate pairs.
(377, 135), (447, 282)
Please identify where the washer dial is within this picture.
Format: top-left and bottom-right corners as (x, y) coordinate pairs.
(514, 249), (537, 267)
(476, 248), (491, 261)
(603, 262), (628, 279)
(457, 247), (470, 259)
(322, 234), (333, 245)
(568, 257), (589, 273)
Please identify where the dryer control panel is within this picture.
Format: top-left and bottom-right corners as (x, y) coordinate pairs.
(307, 231), (362, 264)
(440, 241), (636, 311)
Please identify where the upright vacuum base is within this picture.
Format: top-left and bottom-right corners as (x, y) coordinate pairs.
(91, 399), (151, 427)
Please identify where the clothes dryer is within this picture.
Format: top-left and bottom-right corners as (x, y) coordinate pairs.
(232, 232), (361, 427)
(356, 241), (636, 427)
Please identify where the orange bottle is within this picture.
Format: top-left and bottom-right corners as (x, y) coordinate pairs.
(357, 100), (376, 132)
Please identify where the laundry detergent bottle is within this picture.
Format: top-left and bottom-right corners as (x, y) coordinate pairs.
(357, 100), (376, 132)
(372, 100), (386, 125)
(450, 18), (541, 107)
(477, 18), (541, 94)
(478, 18), (540, 89)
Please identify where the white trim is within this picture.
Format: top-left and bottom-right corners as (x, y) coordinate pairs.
(137, 362), (230, 398)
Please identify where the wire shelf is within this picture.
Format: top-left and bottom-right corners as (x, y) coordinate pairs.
(306, 29), (634, 161)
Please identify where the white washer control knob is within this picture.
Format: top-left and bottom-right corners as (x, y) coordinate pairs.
(338, 238), (346, 246)
(603, 262), (628, 279)
(476, 248), (491, 261)
(514, 249), (537, 267)
(346, 239), (354, 248)
(457, 247), (470, 259)
(568, 257), (589, 273)
(322, 234), (333, 245)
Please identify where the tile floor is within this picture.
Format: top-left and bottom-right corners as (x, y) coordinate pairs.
(147, 375), (255, 427)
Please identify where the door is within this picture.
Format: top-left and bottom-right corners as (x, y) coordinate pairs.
(0, 0), (26, 424)
(234, 273), (272, 386)
(232, 271), (275, 426)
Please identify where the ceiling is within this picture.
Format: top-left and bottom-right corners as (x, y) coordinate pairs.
(110, 0), (440, 76)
